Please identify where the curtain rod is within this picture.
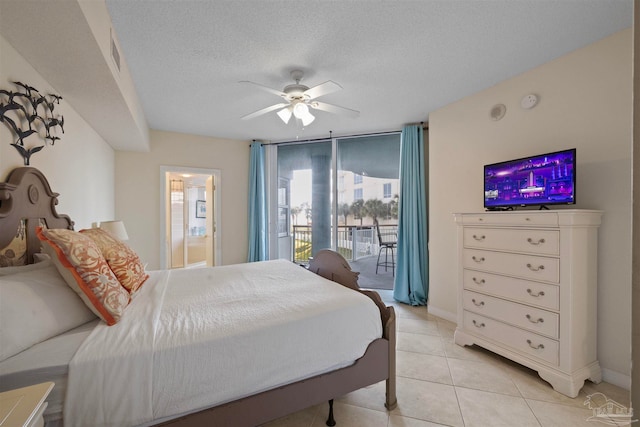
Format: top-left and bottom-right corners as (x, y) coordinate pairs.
(412, 121), (429, 130)
(250, 122), (428, 146)
(265, 129), (401, 146)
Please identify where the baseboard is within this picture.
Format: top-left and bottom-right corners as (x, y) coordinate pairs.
(426, 305), (456, 323)
(601, 368), (631, 390)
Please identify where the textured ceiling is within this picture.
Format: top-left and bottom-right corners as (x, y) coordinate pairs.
(105, 0), (632, 143)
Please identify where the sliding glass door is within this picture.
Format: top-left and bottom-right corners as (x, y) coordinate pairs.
(336, 134), (401, 262)
(276, 140), (332, 263)
(273, 133), (400, 266)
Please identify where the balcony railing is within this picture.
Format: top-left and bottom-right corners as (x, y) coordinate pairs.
(292, 224), (397, 264)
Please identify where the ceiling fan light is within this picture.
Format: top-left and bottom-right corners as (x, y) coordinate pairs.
(277, 108), (292, 124)
(293, 102), (309, 118)
(301, 112), (315, 126)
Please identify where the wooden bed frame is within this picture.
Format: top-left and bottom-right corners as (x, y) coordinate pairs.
(0, 168), (74, 265)
(0, 167), (397, 426)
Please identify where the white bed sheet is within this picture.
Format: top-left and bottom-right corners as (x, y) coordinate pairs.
(0, 319), (99, 422)
(64, 260), (382, 427)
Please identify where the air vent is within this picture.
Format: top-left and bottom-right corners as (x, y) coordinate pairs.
(110, 28), (121, 72)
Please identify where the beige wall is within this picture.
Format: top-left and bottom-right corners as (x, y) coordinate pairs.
(77, 0), (149, 148)
(429, 29), (632, 387)
(0, 0), (149, 152)
(115, 130), (250, 269)
(0, 35), (115, 229)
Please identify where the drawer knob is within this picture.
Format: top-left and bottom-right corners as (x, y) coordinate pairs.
(472, 320), (485, 328)
(526, 263), (545, 272)
(472, 277), (486, 285)
(472, 256), (485, 263)
(526, 314), (544, 324)
(526, 289), (545, 298)
(472, 298), (485, 307)
(527, 237), (545, 245)
(526, 339), (544, 350)
(473, 234), (486, 241)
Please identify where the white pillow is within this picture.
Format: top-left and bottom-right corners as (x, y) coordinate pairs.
(0, 257), (51, 276)
(0, 262), (97, 361)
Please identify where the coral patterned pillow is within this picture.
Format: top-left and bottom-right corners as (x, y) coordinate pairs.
(36, 227), (130, 325)
(80, 228), (148, 294)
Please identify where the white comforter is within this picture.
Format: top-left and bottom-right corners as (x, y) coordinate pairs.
(64, 259), (382, 427)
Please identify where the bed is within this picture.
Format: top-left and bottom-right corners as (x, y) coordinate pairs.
(0, 166), (397, 427)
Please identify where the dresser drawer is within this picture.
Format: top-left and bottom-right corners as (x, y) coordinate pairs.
(461, 213), (559, 227)
(463, 270), (559, 310)
(463, 290), (559, 338)
(463, 227), (559, 256)
(463, 249), (559, 283)
(463, 311), (559, 366)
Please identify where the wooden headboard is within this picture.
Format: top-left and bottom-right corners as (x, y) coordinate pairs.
(0, 167), (73, 265)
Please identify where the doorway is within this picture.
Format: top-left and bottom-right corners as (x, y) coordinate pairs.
(160, 166), (222, 269)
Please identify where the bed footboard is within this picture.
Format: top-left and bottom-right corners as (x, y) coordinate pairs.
(308, 250), (397, 410)
(364, 291), (397, 410)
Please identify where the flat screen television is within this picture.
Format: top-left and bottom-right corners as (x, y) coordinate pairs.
(484, 148), (576, 210)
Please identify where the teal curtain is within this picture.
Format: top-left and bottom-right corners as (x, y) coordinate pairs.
(393, 125), (428, 305)
(248, 141), (268, 262)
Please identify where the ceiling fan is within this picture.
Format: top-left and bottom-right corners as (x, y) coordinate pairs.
(240, 70), (360, 126)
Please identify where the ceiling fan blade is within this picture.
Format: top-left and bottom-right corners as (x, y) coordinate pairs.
(309, 101), (360, 118)
(303, 81), (342, 100)
(241, 103), (290, 120)
(239, 80), (286, 98)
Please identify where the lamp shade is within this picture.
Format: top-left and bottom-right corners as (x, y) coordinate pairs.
(99, 220), (129, 241)
(293, 103), (315, 126)
(300, 111), (315, 126)
(293, 102), (309, 118)
(277, 107), (292, 124)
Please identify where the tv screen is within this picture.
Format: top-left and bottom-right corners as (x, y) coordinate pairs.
(484, 148), (576, 209)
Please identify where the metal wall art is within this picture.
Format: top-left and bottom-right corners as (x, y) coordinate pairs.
(0, 81), (64, 165)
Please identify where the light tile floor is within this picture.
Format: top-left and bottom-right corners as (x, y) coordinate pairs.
(264, 289), (631, 427)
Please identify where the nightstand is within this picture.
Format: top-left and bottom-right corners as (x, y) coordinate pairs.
(0, 382), (54, 427)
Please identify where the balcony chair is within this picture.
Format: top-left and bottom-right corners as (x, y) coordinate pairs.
(376, 226), (397, 276)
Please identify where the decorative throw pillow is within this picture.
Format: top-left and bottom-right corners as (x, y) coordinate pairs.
(79, 228), (148, 294)
(0, 219), (27, 267)
(0, 261), (96, 361)
(36, 227), (130, 326)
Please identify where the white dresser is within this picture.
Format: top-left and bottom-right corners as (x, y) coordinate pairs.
(453, 210), (602, 397)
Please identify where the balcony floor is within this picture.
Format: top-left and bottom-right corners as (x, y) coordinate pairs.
(349, 254), (394, 290)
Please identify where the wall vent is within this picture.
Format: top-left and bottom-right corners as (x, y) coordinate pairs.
(110, 28), (121, 72)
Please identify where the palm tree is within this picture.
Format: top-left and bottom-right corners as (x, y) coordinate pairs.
(302, 202), (312, 224)
(338, 203), (351, 225)
(290, 205), (301, 225)
(350, 199), (365, 226)
(363, 198), (387, 227)
(388, 194), (399, 219)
